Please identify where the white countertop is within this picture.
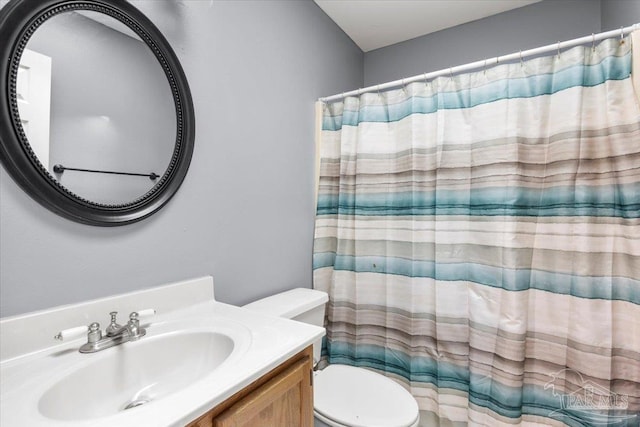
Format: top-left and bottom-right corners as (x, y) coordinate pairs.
(0, 279), (324, 426)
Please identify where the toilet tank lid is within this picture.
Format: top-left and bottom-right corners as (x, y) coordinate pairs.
(243, 288), (328, 319)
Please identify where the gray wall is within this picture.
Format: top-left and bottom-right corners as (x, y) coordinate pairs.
(601, 0), (640, 31)
(364, 0), (639, 86)
(0, 0), (363, 316)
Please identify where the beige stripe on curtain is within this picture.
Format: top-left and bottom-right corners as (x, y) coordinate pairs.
(314, 101), (324, 213)
(633, 30), (640, 103)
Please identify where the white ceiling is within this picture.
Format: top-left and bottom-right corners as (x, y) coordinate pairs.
(314, 0), (542, 52)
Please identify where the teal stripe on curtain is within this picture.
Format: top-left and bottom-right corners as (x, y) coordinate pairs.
(317, 184), (640, 218)
(322, 51), (632, 131)
(326, 342), (630, 427)
(312, 255), (640, 303)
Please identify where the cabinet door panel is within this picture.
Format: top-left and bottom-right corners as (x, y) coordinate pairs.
(214, 356), (312, 427)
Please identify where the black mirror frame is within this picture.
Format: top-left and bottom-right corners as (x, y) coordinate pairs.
(0, 0), (195, 226)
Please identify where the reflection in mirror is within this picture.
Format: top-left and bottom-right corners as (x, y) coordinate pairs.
(17, 10), (176, 205)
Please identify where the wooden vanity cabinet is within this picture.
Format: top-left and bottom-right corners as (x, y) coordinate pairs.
(186, 346), (313, 427)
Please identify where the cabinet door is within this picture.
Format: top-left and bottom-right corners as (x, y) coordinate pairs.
(213, 356), (312, 427)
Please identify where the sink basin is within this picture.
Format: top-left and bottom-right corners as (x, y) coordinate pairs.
(38, 331), (234, 421)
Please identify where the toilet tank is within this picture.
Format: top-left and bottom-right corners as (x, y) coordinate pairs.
(243, 288), (328, 364)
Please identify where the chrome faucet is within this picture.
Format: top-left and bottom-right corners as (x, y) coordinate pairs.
(55, 310), (155, 353)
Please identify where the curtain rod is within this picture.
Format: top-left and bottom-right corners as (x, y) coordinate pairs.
(319, 24), (640, 103)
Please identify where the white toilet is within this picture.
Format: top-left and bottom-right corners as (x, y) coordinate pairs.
(244, 288), (420, 427)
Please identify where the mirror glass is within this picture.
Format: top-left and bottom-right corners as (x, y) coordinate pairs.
(17, 10), (176, 205)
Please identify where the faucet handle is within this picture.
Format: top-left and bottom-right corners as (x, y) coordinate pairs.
(129, 309), (156, 326)
(87, 322), (102, 343)
(54, 325), (88, 341)
(126, 310), (154, 341)
(134, 308), (156, 318)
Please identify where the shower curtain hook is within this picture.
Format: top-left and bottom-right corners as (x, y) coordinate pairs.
(620, 26), (625, 44)
(519, 50), (524, 67)
(424, 73), (429, 87)
(377, 85), (381, 98)
(449, 67), (453, 80)
(557, 41), (561, 58)
(591, 33), (596, 51)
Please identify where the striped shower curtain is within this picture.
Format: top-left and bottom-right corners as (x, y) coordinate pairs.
(313, 35), (639, 427)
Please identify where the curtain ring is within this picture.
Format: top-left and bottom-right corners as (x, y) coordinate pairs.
(423, 73), (429, 87)
(557, 41), (561, 58)
(620, 26), (625, 45)
(483, 59), (488, 75)
(376, 85), (381, 98)
(591, 33), (596, 51)
(519, 50), (524, 67)
(449, 67), (453, 80)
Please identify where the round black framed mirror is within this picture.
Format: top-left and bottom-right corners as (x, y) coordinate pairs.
(0, 0), (195, 226)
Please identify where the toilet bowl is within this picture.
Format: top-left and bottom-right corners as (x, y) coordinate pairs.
(243, 288), (419, 427)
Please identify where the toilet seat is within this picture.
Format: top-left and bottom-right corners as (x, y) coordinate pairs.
(314, 364), (419, 427)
